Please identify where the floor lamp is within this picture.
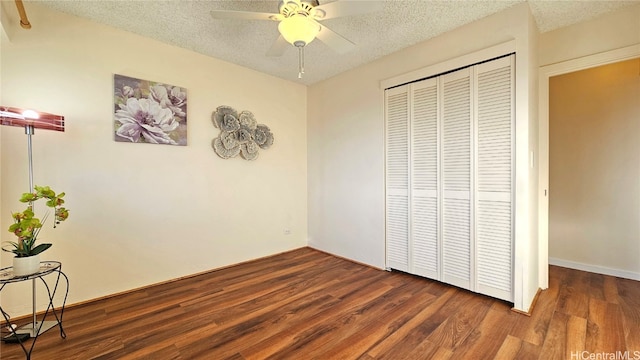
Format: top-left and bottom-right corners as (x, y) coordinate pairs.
(0, 106), (65, 337)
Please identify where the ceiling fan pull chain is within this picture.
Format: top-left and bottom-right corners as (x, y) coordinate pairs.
(298, 46), (305, 79)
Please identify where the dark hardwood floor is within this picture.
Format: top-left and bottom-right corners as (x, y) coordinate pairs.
(1, 247), (638, 359)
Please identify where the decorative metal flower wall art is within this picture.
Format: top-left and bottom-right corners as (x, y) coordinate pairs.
(114, 74), (187, 146)
(211, 106), (274, 160)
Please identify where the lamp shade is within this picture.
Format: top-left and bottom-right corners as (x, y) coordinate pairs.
(0, 106), (65, 132)
(278, 14), (320, 47)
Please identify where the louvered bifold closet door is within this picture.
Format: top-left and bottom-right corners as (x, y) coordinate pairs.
(410, 79), (439, 279)
(385, 85), (410, 272)
(474, 56), (514, 302)
(441, 68), (473, 290)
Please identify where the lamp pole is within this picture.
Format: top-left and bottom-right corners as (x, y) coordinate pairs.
(26, 124), (34, 192)
(25, 124), (39, 335)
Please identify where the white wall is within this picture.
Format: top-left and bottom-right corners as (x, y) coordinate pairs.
(549, 59), (640, 278)
(307, 3), (539, 311)
(539, 4), (640, 68)
(0, 4), (307, 316)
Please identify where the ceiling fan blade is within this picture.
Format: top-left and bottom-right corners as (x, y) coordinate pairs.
(313, 1), (384, 20)
(266, 35), (290, 57)
(315, 25), (355, 54)
(210, 10), (281, 21)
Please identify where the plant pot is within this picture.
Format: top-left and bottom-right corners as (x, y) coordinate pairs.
(13, 254), (41, 276)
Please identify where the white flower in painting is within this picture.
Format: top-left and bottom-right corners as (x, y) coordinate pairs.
(115, 97), (178, 145)
(122, 86), (134, 98)
(150, 85), (187, 118)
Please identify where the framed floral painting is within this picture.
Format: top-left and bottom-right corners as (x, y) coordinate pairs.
(113, 74), (187, 145)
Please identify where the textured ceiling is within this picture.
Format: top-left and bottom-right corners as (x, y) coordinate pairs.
(26, 0), (639, 85)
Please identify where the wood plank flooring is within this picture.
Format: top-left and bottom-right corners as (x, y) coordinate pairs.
(1, 247), (638, 359)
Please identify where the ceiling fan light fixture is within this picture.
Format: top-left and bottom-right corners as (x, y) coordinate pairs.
(278, 14), (320, 47)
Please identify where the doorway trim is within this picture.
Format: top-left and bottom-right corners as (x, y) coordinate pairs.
(538, 44), (640, 289)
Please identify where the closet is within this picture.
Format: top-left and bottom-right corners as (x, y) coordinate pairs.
(385, 54), (514, 302)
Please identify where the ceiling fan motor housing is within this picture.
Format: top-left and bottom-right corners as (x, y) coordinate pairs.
(279, 0), (323, 19)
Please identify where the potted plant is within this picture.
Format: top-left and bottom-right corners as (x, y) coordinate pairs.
(2, 185), (69, 276)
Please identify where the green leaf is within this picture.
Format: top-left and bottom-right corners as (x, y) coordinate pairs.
(22, 237), (35, 247)
(14, 248), (31, 256)
(30, 243), (52, 255)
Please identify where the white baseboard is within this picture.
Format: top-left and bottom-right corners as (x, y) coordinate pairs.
(548, 257), (640, 281)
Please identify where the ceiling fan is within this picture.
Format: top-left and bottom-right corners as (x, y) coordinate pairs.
(210, 0), (383, 78)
